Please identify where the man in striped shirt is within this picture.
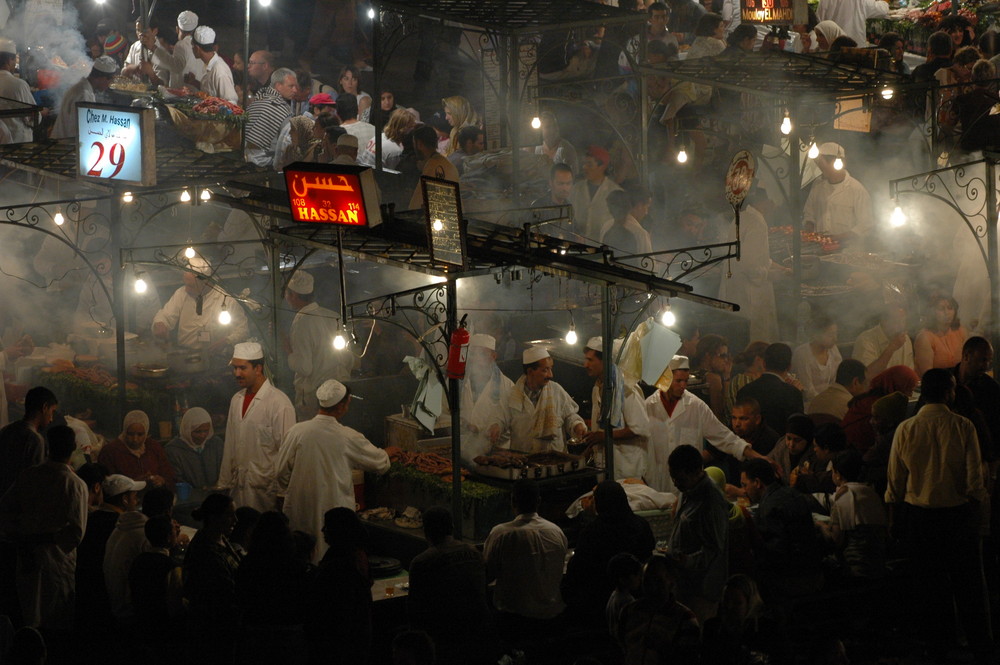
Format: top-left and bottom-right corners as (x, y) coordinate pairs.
(244, 67), (298, 168)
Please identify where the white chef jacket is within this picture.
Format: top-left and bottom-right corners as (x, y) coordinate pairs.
(717, 205), (779, 342)
(287, 302), (352, 420)
(644, 390), (750, 494)
(484, 512), (568, 619)
(218, 379), (296, 512)
(124, 39), (170, 84)
(151, 285), (248, 350)
(491, 380), (585, 453)
(590, 380), (650, 479)
(274, 414), (389, 562)
(51, 76), (94, 139)
(569, 177), (623, 244)
(791, 342), (843, 404)
(802, 171), (873, 237)
(200, 53), (238, 104)
(852, 324), (914, 371)
(0, 70), (35, 143)
(460, 368), (515, 464)
(0, 461), (88, 629)
(817, 0), (888, 46)
(153, 36), (205, 88)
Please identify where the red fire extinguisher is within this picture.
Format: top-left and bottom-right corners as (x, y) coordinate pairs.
(447, 314), (470, 379)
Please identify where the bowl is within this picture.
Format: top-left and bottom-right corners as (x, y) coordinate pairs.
(131, 363), (169, 378)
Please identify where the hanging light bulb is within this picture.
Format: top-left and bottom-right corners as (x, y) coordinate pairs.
(184, 246), (196, 259)
(531, 116), (541, 129)
(333, 331), (347, 350)
(367, 7), (375, 18)
(677, 147), (688, 164)
(807, 141), (819, 159)
(180, 189), (191, 202)
(833, 157), (844, 171)
(53, 208), (64, 226)
(259, 0), (272, 6)
(200, 189), (211, 202)
(134, 274), (148, 294)
(780, 112), (792, 135)
(218, 307), (232, 326)
(890, 205), (907, 228)
(660, 302), (676, 327)
(881, 87), (894, 100)
(432, 219), (444, 232)
(122, 191), (133, 203)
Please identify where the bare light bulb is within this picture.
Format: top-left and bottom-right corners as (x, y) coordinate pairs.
(184, 246), (196, 259)
(890, 205), (906, 228)
(53, 210), (64, 226)
(808, 142), (819, 159)
(259, 0), (272, 6)
(661, 308), (676, 327)
(180, 189), (191, 202)
(122, 191), (133, 203)
(367, 7), (375, 19)
(565, 328), (578, 345)
(677, 148), (688, 164)
(134, 277), (148, 294)
(333, 333), (347, 350)
(218, 308), (232, 325)
(531, 116), (541, 129)
(780, 114), (792, 135)
(881, 88), (894, 100)
(833, 157), (844, 171)
(200, 189), (211, 201)
(432, 219), (444, 232)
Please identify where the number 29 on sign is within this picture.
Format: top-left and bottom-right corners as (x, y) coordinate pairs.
(86, 141), (126, 178)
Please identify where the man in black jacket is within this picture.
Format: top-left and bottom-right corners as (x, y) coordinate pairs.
(736, 344), (805, 434)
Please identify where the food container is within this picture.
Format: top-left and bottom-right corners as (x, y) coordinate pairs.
(167, 349), (208, 374)
(131, 363), (169, 379)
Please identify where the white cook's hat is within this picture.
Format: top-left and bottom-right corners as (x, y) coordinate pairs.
(187, 256), (211, 275)
(668, 355), (690, 371)
(193, 25), (216, 47)
(585, 336), (602, 352)
(92, 55), (118, 75)
(286, 270), (314, 295)
(469, 333), (495, 351)
(317, 379), (348, 407)
(0, 38), (16, 54)
(522, 346), (549, 364)
(232, 341), (264, 360)
(102, 474), (146, 497)
(817, 142), (845, 159)
(177, 10), (198, 32)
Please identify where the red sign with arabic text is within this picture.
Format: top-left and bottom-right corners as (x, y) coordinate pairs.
(284, 166), (369, 226)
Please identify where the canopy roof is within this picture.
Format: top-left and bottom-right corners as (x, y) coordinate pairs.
(376, 0), (639, 34)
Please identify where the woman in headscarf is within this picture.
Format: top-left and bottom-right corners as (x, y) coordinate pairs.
(441, 95), (481, 155)
(165, 407), (224, 499)
(275, 115), (316, 171)
(841, 365), (919, 453)
(814, 20), (845, 51)
(97, 409), (175, 488)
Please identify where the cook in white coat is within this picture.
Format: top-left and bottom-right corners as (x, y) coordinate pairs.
(147, 10), (206, 88)
(274, 380), (389, 562)
(186, 26), (238, 104)
(0, 39), (37, 143)
(817, 0), (888, 46)
(460, 333), (514, 464)
(582, 337), (650, 479)
(283, 270), (352, 421)
(217, 342), (296, 512)
(802, 143), (873, 239)
(487, 346), (587, 454)
(51, 56), (117, 139)
(568, 146), (623, 243)
(644, 355), (768, 493)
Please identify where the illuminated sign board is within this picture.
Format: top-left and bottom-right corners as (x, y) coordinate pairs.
(284, 163), (382, 227)
(421, 176), (466, 270)
(77, 103), (156, 186)
(740, 0), (805, 25)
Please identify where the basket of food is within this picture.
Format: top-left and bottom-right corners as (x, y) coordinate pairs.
(166, 94), (244, 152)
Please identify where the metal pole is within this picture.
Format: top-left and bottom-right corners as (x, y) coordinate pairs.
(986, 157), (999, 378)
(241, 0), (251, 155)
(111, 195), (127, 423)
(446, 277), (462, 537)
(269, 233), (284, 389)
(601, 285), (615, 479)
(788, 120), (803, 340)
(508, 34), (520, 205)
(372, 3), (382, 174)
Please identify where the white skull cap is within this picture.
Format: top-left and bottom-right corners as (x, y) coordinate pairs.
(469, 333), (495, 351)
(522, 346), (549, 364)
(668, 355), (690, 371)
(193, 25), (216, 46)
(585, 336), (602, 352)
(233, 342), (264, 360)
(0, 38), (16, 54)
(286, 270), (313, 295)
(177, 10), (199, 32)
(92, 55), (118, 74)
(316, 379), (347, 407)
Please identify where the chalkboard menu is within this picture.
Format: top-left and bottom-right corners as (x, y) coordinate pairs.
(739, 0), (805, 25)
(421, 176), (466, 270)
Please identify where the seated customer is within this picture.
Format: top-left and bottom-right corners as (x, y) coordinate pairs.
(617, 556), (700, 663)
(791, 315), (842, 405)
(841, 365), (919, 453)
(806, 359), (867, 421)
(736, 343), (805, 434)
(606, 553), (642, 643)
(730, 397), (780, 457)
(794, 423), (847, 496)
(408, 507), (491, 663)
(165, 407), (223, 500)
(98, 410), (175, 489)
(129, 515), (184, 627)
(766, 414), (817, 481)
(819, 450), (888, 578)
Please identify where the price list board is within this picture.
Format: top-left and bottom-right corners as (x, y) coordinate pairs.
(76, 103), (156, 186)
(421, 176), (466, 271)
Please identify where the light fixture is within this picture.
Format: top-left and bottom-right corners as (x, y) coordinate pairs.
(180, 189), (191, 203)
(432, 219), (444, 232)
(122, 191), (134, 203)
(367, 7), (375, 19)
(259, 0), (272, 6)
(333, 330), (348, 350)
(881, 87), (894, 100)
(890, 205), (907, 228)
(134, 273), (148, 294)
(53, 208), (64, 226)
(565, 311), (578, 345)
(218, 301), (232, 326)
(184, 246), (196, 259)
(677, 147), (688, 164)
(833, 157), (844, 171)
(531, 116), (541, 129)
(807, 141), (819, 159)
(780, 112), (792, 135)
(200, 189), (211, 201)
(660, 301), (676, 327)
